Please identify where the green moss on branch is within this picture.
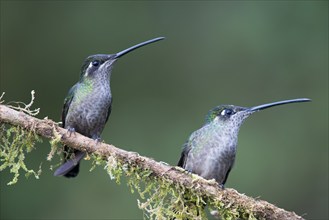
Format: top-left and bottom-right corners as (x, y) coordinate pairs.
(0, 124), (42, 185)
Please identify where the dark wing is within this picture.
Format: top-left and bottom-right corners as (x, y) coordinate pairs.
(104, 97), (113, 123)
(61, 83), (78, 128)
(57, 83), (83, 178)
(222, 166), (232, 186)
(177, 141), (192, 168)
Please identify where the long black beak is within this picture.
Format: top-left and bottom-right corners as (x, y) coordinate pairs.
(248, 98), (311, 112)
(114, 37), (165, 59)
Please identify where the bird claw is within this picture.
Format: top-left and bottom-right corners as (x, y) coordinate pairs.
(91, 134), (100, 140)
(175, 167), (223, 188)
(66, 127), (76, 137)
(92, 136), (102, 147)
(186, 169), (193, 174)
(95, 137), (101, 143)
(174, 166), (194, 175)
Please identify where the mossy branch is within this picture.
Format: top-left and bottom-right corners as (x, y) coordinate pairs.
(0, 104), (304, 220)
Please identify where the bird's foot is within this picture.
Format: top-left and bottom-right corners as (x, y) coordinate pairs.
(186, 169), (193, 174)
(92, 136), (102, 146)
(218, 183), (225, 190)
(177, 167), (194, 175)
(66, 127), (76, 137)
(181, 168), (195, 176)
(174, 167), (203, 182)
(95, 137), (101, 144)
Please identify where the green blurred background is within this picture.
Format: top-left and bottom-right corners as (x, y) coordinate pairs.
(0, 1), (328, 219)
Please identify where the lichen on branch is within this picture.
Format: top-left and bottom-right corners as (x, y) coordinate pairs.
(0, 91), (42, 185)
(0, 124), (42, 185)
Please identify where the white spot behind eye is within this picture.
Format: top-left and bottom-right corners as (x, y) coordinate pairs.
(84, 63), (93, 77)
(221, 110), (226, 116)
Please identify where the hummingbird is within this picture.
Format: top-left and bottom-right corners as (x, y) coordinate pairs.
(54, 37), (165, 178)
(177, 98), (310, 187)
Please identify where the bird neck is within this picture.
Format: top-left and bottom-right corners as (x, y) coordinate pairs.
(209, 119), (241, 147)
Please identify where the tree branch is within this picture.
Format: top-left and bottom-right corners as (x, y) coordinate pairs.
(0, 104), (304, 220)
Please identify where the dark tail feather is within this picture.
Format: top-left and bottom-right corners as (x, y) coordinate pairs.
(54, 151), (86, 178)
(63, 163), (80, 178)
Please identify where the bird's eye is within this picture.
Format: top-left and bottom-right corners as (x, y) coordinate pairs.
(221, 109), (234, 116)
(92, 60), (100, 67)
